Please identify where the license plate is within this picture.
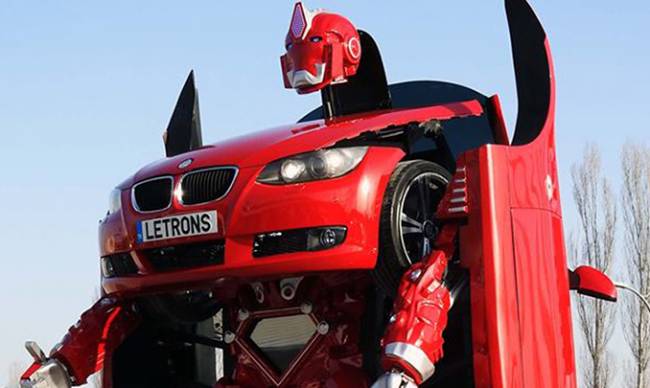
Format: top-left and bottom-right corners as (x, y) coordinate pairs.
(136, 211), (218, 243)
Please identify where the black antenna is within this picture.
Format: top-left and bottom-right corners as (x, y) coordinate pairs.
(164, 70), (203, 157)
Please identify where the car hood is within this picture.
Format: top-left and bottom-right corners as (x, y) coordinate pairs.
(119, 101), (483, 188)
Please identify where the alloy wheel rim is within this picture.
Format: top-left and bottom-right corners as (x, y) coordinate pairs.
(397, 171), (449, 265)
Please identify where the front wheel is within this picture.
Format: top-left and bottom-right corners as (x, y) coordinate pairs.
(374, 160), (451, 294)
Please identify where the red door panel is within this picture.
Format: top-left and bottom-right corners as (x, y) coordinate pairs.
(511, 209), (576, 387)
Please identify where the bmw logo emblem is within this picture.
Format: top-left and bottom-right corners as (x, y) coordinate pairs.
(178, 158), (193, 169)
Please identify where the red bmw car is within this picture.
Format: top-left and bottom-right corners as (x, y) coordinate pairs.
(99, 84), (505, 320)
(98, 27), (508, 322)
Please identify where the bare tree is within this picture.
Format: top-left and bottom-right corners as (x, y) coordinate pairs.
(571, 144), (618, 388)
(6, 360), (27, 388)
(620, 143), (650, 388)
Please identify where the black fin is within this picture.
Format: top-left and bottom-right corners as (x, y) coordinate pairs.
(165, 71), (203, 157)
(505, 0), (553, 145)
(320, 30), (392, 120)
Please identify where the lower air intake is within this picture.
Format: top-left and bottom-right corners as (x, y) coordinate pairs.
(144, 241), (225, 272)
(102, 253), (139, 278)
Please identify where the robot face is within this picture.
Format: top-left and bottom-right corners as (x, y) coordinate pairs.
(281, 2), (362, 94)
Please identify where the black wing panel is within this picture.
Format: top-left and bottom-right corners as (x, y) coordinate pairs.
(164, 71), (203, 157)
(506, 0), (552, 146)
(319, 30), (392, 120)
(300, 80), (488, 123)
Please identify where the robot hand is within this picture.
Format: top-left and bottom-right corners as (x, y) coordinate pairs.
(378, 253), (450, 385)
(19, 297), (141, 387)
(20, 342), (72, 388)
(371, 370), (418, 388)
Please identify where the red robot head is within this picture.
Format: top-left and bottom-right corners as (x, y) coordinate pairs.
(281, 2), (362, 94)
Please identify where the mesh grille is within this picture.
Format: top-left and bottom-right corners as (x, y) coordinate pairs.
(249, 315), (316, 374)
(132, 177), (172, 212)
(180, 168), (237, 205)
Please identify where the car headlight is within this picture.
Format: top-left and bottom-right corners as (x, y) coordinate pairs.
(257, 147), (368, 184)
(108, 188), (122, 215)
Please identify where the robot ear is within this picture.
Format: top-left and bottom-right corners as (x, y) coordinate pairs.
(280, 54), (294, 89)
(164, 71), (203, 157)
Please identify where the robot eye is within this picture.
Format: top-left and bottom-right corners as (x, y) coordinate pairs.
(286, 42), (293, 50)
(310, 36), (323, 43)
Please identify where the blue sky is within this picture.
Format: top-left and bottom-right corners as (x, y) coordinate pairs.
(1, 0), (649, 385)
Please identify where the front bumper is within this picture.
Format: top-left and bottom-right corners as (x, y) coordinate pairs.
(99, 146), (405, 296)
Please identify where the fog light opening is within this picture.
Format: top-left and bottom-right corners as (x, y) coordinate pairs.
(101, 257), (115, 278)
(319, 229), (338, 248)
(253, 226), (347, 258)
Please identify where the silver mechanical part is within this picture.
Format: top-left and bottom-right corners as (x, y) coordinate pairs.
(251, 282), (265, 303)
(397, 171), (449, 265)
(448, 274), (469, 307)
(279, 277), (303, 301)
(371, 370), (418, 388)
(409, 269), (422, 282)
(25, 341), (47, 363)
(615, 283), (650, 314)
(385, 342), (435, 382)
(317, 321), (330, 335)
(389, 314), (398, 324)
(20, 359), (72, 388)
(224, 331), (236, 344)
(237, 308), (250, 322)
(50, 342), (63, 355)
(300, 302), (313, 314)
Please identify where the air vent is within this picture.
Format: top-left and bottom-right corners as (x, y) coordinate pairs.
(180, 167), (237, 205)
(144, 241), (225, 272)
(132, 176), (173, 212)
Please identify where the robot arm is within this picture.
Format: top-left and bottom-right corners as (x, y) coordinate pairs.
(20, 344), (72, 388)
(373, 224), (458, 387)
(20, 297), (141, 388)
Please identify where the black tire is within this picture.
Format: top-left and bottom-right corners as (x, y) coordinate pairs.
(374, 160), (451, 294)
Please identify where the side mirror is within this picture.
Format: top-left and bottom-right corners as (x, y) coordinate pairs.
(569, 266), (617, 302)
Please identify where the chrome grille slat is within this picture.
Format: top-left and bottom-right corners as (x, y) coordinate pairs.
(179, 167), (238, 206)
(131, 167), (237, 213)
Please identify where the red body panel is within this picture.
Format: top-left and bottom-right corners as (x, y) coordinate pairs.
(119, 101), (482, 189)
(101, 146), (403, 295)
(459, 39), (577, 388)
(100, 101), (483, 296)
